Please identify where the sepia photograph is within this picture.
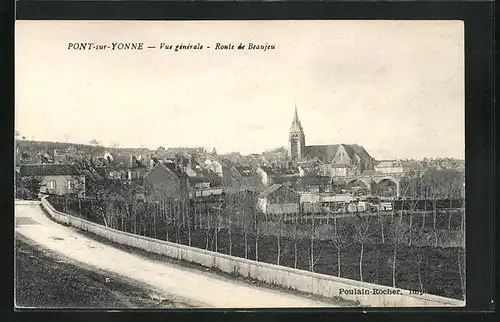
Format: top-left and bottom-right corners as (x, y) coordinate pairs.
(14, 20), (465, 309)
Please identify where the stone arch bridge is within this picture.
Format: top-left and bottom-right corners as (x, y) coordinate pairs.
(339, 173), (406, 197)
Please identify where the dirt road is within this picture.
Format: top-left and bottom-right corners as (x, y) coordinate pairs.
(15, 202), (341, 308)
(16, 235), (186, 308)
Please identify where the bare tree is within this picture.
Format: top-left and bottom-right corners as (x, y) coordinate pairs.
(404, 173), (422, 247)
(293, 212), (300, 269)
(405, 198), (420, 247)
(231, 188), (257, 260)
(416, 251), (425, 294)
(165, 198), (172, 241)
(171, 199), (178, 243)
(457, 246), (466, 301)
(421, 167), (464, 246)
(309, 213), (315, 272)
(134, 201), (147, 236)
(421, 186), (428, 232)
(227, 201), (234, 256)
(243, 206), (249, 259)
(353, 214), (372, 282)
(446, 177), (463, 230)
(185, 198), (192, 247)
(387, 178), (411, 287)
(254, 208), (260, 262)
(240, 193), (251, 259)
(205, 205), (211, 250)
(331, 216), (351, 277)
(377, 205), (385, 244)
(390, 215), (409, 288)
(276, 214), (282, 265)
(213, 204), (222, 253)
(276, 195), (287, 266)
(225, 190), (239, 256)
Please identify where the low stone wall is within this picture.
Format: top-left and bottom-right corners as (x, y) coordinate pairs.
(14, 199), (41, 205)
(40, 197), (464, 307)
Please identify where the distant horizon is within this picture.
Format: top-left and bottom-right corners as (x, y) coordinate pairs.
(14, 138), (465, 161)
(16, 21), (464, 161)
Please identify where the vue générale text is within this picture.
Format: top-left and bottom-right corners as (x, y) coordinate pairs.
(67, 42), (276, 52)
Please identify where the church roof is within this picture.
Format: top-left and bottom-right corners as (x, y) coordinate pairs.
(351, 144), (374, 161)
(341, 144), (357, 159)
(289, 106), (304, 133)
(305, 144), (373, 164)
(306, 144), (340, 163)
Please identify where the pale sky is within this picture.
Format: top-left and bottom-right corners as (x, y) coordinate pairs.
(15, 20), (464, 160)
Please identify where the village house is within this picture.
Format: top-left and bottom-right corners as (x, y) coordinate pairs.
(98, 152), (149, 183)
(374, 160), (421, 174)
(18, 163), (85, 196)
(257, 184), (300, 215)
(255, 166), (275, 186)
(202, 158), (224, 177)
(186, 165), (223, 198)
(296, 175), (332, 193)
(190, 179), (223, 198)
(296, 158), (323, 176)
(203, 159), (258, 191)
(299, 191), (354, 214)
(165, 147), (206, 158)
(256, 166), (300, 188)
(200, 157), (262, 191)
(319, 162), (361, 177)
(143, 162), (190, 202)
(233, 165), (263, 190)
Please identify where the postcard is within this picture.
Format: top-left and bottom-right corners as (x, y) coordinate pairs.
(15, 20), (465, 308)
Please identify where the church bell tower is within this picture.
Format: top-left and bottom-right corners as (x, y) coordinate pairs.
(288, 106), (306, 161)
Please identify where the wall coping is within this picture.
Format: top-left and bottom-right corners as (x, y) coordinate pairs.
(39, 197), (464, 307)
(15, 199), (41, 205)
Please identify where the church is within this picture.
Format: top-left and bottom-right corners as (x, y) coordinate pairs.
(288, 107), (375, 176)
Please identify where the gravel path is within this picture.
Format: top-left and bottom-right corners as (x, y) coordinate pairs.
(16, 235), (184, 309)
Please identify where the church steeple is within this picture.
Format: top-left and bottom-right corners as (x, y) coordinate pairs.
(288, 105), (306, 161)
(290, 105), (303, 132)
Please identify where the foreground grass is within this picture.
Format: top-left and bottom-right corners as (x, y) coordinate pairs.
(15, 235), (184, 309)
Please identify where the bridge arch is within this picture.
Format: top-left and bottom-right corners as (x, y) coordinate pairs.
(372, 176), (399, 185)
(346, 178), (373, 190)
(373, 176), (401, 197)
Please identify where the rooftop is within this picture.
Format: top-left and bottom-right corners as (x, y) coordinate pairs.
(19, 164), (80, 177)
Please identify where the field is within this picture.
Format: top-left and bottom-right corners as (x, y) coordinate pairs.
(48, 195), (466, 300)
(153, 224), (465, 300)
